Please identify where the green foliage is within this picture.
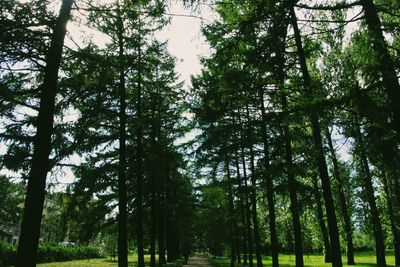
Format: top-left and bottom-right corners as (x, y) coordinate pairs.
(195, 185), (229, 256)
(0, 242), (16, 267)
(0, 242), (100, 266)
(0, 176), (24, 229)
(36, 244), (101, 263)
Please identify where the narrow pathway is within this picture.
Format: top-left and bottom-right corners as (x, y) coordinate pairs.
(184, 253), (213, 267)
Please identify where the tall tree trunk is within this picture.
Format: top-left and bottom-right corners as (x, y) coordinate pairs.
(235, 150), (248, 265)
(167, 220), (173, 262)
(150, 90), (159, 267)
(381, 170), (400, 266)
(360, 0), (400, 138)
(158, 116), (166, 267)
(325, 128), (354, 265)
(239, 128), (254, 267)
(259, 91), (279, 267)
(158, 184), (166, 266)
(234, 201), (242, 263)
(290, 6), (343, 267)
(354, 122), (386, 267)
(136, 18), (145, 267)
(245, 105), (263, 267)
(226, 160), (237, 267)
(16, 1), (73, 266)
(117, 4), (128, 266)
(313, 177), (332, 263)
(281, 94), (304, 267)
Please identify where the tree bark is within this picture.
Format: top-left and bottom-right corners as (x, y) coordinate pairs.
(16, 1), (73, 266)
(116, 3), (128, 266)
(238, 126), (254, 267)
(313, 177), (332, 263)
(354, 122), (386, 267)
(226, 160), (237, 267)
(150, 90), (159, 267)
(325, 128), (354, 265)
(136, 18), (145, 267)
(290, 5), (343, 267)
(158, 114), (166, 267)
(158, 164), (167, 266)
(380, 170), (400, 266)
(245, 105), (263, 267)
(281, 94), (304, 267)
(234, 149), (248, 265)
(259, 92), (279, 267)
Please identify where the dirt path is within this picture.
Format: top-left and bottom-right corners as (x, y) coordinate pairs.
(185, 253), (213, 267)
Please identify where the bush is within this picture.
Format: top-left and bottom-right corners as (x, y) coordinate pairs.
(0, 242), (101, 266)
(36, 244), (101, 263)
(0, 242), (16, 266)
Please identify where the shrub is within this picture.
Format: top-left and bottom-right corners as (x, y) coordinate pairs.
(0, 242), (16, 266)
(0, 242), (101, 265)
(36, 244), (101, 263)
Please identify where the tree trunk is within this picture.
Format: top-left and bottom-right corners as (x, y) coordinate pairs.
(281, 94), (304, 267)
(136, 19), (145, 267)
(158, 185), (166, 266)
(259, 92), (279, 267)
(16, 1), (73, 266)
(290, 5), (343, 267)
(158, 114), (166, 267)
(117, 4), (128, 266)
(239, 132), (254, 267)
(245, 105), (263, 267)
(354, 122), (386, 267)
(150, 91), (159, 267)
(380, 170), (400, 266)
(158, 167), (167, 266)
(235, 150), (248, 265)
(313, 177), (332, 263)
(226, 160), (237, 267)
(234, 202), (242, 263)
(325, 128), (354, 265)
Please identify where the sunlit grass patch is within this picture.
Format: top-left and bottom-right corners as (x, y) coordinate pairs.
(210, 251), (396, 267)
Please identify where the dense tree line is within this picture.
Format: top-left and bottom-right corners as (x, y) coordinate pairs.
(190, 0), (400, 267)
(1, 0), (195, 266)
(1, 0), (400, 267)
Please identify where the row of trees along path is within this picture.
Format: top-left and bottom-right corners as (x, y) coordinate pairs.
(1, 0), (400, 267)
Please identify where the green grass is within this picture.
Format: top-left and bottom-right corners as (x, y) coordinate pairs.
(36, 252), (396, 267)
(37, 254), (183, 267)
(210, 251), (396, 267)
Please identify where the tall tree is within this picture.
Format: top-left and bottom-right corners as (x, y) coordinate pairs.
(289, 5), (343, 267)
(16, 1), (74, 266)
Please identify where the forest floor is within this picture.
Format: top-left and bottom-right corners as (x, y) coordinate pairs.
(186, 253), (213, 267)
(36, 254), (183, 267)
(36, 252), (396, 267)
(210, 251), (396, 267)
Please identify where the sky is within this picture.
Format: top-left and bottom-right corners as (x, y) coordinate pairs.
(156, 1), (214, 85)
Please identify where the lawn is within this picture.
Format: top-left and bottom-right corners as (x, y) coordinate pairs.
(37, 255), (183, 267)
(36, 252), (396, 267)
(210, 252), (396, 267)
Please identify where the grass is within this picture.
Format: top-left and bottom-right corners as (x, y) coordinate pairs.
(210, 251), (397, 267)
(37, 254), (184, 267)
(36, 252), (396, 267)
